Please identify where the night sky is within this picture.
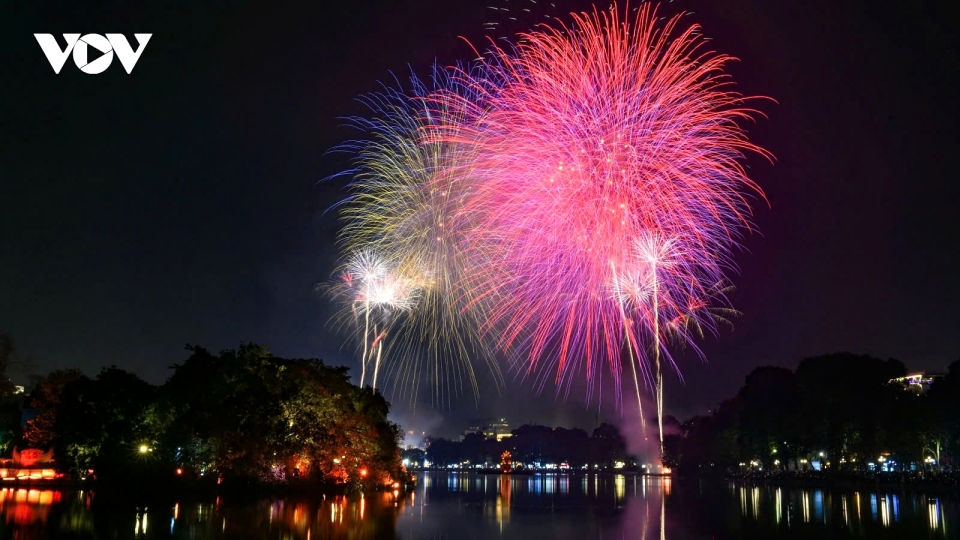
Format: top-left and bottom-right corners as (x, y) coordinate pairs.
(2, 0), (958, 440)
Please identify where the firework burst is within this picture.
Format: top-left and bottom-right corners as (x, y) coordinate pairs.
(331, 64), (505, 407)
(327, 2), (770, 452)
(425, 2), (770, 451)
(328, 248), (420, 390)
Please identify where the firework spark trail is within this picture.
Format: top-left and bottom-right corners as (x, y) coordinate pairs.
(349, 249), (386, 387)
(611, 259), (646, 434)
(424, 2), (770, 453)
(327, 249), (421, 392)
(330, 64), (505, 407)
(326, 249), (386, 388)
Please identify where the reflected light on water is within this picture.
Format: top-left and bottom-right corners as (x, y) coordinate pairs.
(660, 488), (665, 540)
(2, 475), (959, 539)
(133, 509), (147, 536)
(814, 490), (824, 524)
(0, 488), (59, 526)
(1, 486), (410, 539)
(775, 488), (783, 525)
(929, 499), (944, 534)
(496, 474), (511, 531)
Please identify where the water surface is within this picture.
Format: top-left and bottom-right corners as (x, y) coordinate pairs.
(1, 473), (956, 539)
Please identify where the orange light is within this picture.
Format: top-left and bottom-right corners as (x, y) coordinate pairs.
(176, 468), (183, 475)
(359, 468), (368, 477)
(392, 482), (400, 489)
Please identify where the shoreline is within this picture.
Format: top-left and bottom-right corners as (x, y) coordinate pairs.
(10, 470), (959, 499)
(0, 477), (407, 503)
(726, 471), (960, 496)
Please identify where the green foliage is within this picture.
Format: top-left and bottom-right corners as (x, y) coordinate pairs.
(159, 344), (403, 487)
(23, 369), (85, 448)
(50, 367), (156, 481)
(17, 344), (404, 490)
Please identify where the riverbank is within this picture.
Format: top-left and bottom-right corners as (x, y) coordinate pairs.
(0, 474), (413, 506)
(406, 468), (658, 476)
(729, 470), (960, 495)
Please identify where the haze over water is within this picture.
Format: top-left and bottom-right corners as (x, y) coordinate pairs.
(1, 473), (956, 539)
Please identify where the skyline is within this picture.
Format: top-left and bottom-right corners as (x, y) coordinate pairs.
(2, 0), (958, 437)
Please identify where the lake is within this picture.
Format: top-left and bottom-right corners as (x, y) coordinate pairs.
(0, 473), (956, 539)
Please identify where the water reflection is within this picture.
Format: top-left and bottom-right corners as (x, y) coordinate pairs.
(0, 488), (59, 526)
(0, 476), (957, 539)
(731, 483), (954, 538)
(0, 487), (407, 539)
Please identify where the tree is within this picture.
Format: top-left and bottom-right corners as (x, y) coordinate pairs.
(591, 423), (627, 464)
(22, 369), (85, 448)
(160, 344), (403, 487)
(53, 367), (156, 481)
(735, 366), (798, 463)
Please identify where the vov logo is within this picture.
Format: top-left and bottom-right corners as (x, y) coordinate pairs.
(34, 34), (151, 74)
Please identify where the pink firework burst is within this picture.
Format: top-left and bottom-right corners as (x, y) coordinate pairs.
(426, 2), (772, 413)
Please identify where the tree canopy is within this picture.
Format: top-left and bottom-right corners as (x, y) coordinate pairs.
(20, 344), (404, 490)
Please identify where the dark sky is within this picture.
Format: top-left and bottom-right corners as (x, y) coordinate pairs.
(2, 0), (958, 441)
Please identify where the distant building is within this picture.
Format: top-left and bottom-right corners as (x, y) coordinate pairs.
(889, 373), (943, 393)
(463, 418), (512, 441)
(487, 418), (512, 441)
